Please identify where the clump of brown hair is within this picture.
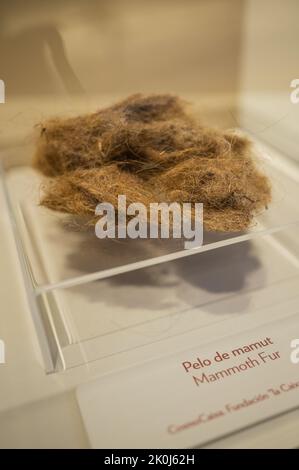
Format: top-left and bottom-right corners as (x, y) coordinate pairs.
(33, 94), (271, 232)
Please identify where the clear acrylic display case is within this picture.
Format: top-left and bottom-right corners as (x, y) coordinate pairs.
(1, 138), (299, 374)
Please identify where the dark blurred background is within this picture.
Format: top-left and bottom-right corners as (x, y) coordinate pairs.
(0, 0), (245, 97)
(0, 0), (298, 156)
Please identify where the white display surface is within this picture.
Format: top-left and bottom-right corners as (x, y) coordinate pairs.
(77, 313), (299, 448)
(1, 137), (299, 448)
(3, 138), (299, 374)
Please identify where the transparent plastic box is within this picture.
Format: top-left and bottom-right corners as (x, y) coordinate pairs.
(1, 138), (299, 374)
